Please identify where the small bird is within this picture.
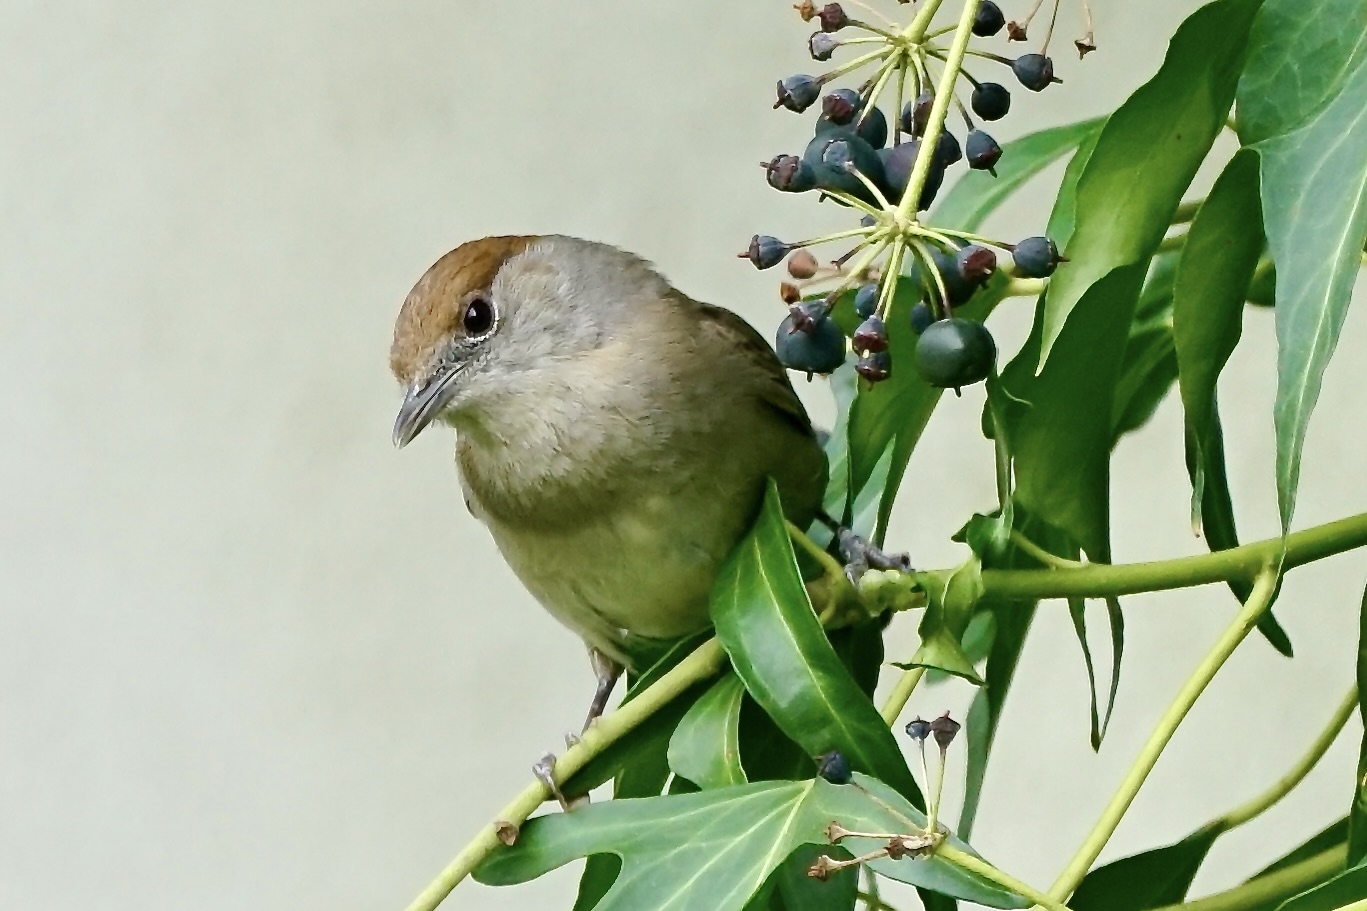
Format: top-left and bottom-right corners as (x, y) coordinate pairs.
(389, 235), (828, 730)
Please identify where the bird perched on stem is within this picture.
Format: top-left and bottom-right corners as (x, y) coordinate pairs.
(389, 235), (828, 733)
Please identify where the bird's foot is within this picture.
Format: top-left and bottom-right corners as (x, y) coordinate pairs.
(837, 528), (912, 585)
(532, 753), (589, 812)
(582, 648), (624, 732)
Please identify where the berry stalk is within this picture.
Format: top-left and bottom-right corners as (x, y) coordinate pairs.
(894, 0), (985, 223)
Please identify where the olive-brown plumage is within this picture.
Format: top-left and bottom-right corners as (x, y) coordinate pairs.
(391, 235), (827, 723)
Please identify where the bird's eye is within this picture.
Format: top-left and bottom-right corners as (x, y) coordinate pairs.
(462, 295), (495, 337)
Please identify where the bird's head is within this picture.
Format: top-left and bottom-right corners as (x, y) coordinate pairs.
(388, 235), (673, 449)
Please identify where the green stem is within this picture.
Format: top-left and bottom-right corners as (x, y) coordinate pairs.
(935, 844), (1074, 911)
(1211, 685), (1358, 832)
(856, 889), (902, 911)
(1172, 198), (1205, 224)
(894, 0), (981, 223)
(1004, 277), (1048, 298)
(879, 665), (926, 725)
(902, 0), (947, 42)
(976, 510), (1367, 601)
(1157, 231), (1189, 254)
(401, 638), (727, 911)
(1150, 844), (1346, 911)
(1047, 568), (1280, 900)
(1009, 530), (1085, 570)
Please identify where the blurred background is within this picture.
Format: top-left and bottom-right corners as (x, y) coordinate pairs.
(2, 2), (1364, 909)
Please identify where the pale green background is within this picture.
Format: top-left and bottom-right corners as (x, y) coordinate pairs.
(3, 2), (1364, 909)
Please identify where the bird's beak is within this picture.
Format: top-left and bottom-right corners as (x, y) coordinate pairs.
(392, 364), (464, 449)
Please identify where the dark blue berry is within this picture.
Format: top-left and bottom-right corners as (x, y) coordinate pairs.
(808, 32), (839, 61)
(817, 2), (848, 32)
(915, 319), (996, 389)
(971, 82), (1012, 121)
(776, 74), (823, 112)
(742, 235), (791, 270)
(965, 129), (1002, 171)
(1012, 235), (1062, 277)
(764, 154), (819, 193)
(973, 1), (1005, 36)
(852, 315), (888, 352)
(1012, 54), (1058, 92)
(816, 750), (853, 784)
(853, 282), (879, 319)
(909, 301), (935, 334)
(856, 105), (889, 150)
(935, 131), (962, 167)
(876, 140), (945, 209)
(905, 717), (931, 741)
(818, 88), (862, 127)
(856, 350), (892, 383)
(776, 305), (846, 375)
(956, 244), (997, 284)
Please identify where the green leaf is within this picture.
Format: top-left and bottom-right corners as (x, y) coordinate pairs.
(1275, 862), (1367, 911)
(1112, 254), (1181, 439)
(1174, 149), (1262, 524)
(711, 482), (920, 800)
(1255, 819), (1347, 880)
(575, 706), (675, 911)
(1068, 595), (1124, 750)
(475, 775), (1030, 909)
(1170, 149), (1294, 656)
(1069, 828), (1220, 910)
(762, 843), (858, 911)
(669, 673), (748, 790)
(1037, 0), (1263, 367)
(819, 363), (859, 539)
(934, 118), (1107, 231)
(993, 108), (1143, 561)
(999, 267), (1146, 559)
(1184, 409), (1295, 656)
(1351, 583), (1367, 865)
(1235, 0), (1367, 531)
(901, 559), (986, 684)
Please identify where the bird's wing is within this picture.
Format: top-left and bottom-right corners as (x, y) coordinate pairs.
(688, 296), (819, 441)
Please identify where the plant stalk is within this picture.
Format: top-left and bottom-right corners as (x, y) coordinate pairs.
(1047, 567), (1280, 900)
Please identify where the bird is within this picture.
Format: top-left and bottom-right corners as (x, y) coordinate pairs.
(389, 234), (829, 732)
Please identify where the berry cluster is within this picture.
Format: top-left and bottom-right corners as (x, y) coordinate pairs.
(741, 1), (1081, 393)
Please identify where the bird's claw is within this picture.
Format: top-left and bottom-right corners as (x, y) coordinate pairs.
(838, 528), (912, 585)
(533, 752), (589, 812)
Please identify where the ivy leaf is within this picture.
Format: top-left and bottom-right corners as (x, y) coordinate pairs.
(1112, 253), (1180, 439)
(1068, 595), (1125, 750)
(1184, 410), (1295, 656)
(668, 673), (748, 791)
(1351, 583), (1367, 866)
(1173, 149), (1263, 500)
(1275, 862), (1367, 911)
(1037, 0), (1263, 368)
(711, 482), (920, 801)
(899, 559), (986, 684)
(1235, 0), (1367, 532)
(756, 843), (858, 911)
(1171, 149), (1293, 656)
(1070, 828), (1220, 910)
(934, 118), (1106, 231)
(475, 775), (1030, 909)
